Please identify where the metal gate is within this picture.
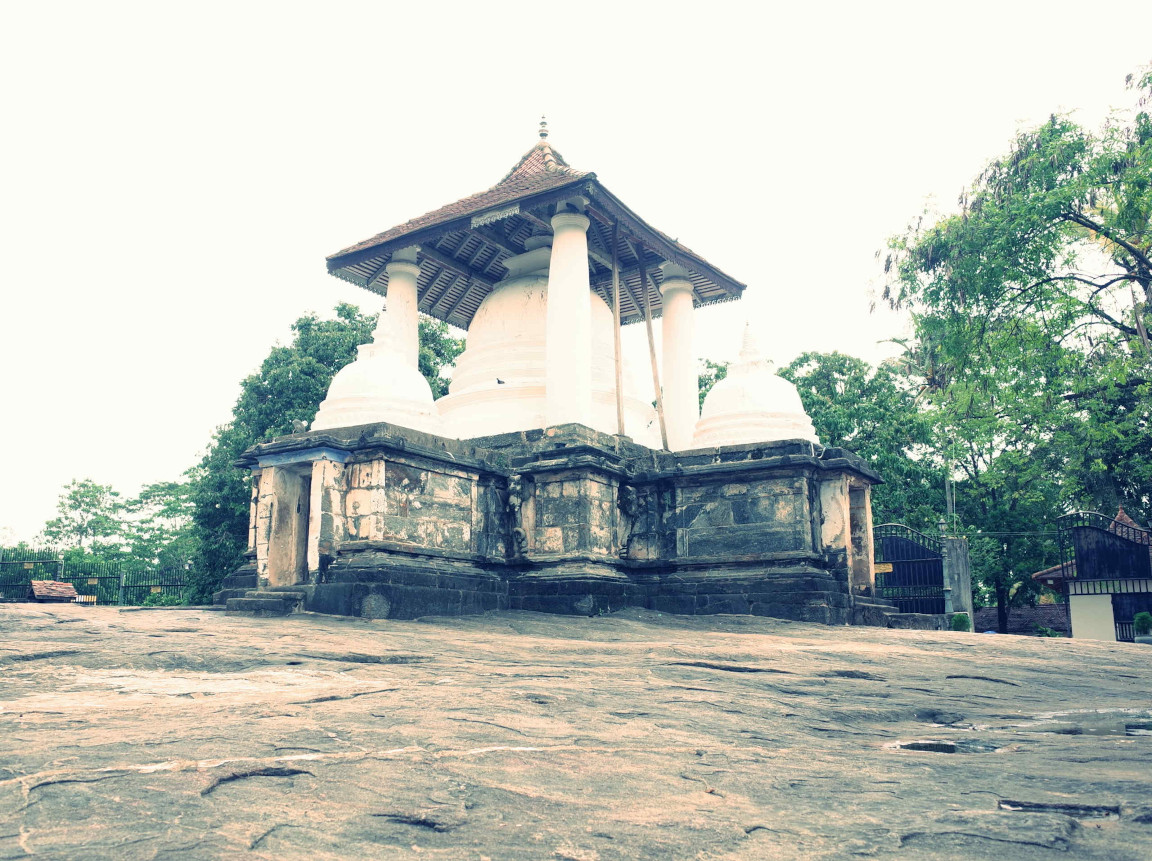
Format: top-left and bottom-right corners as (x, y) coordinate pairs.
(0, 551), (188, 605)
(873, 524), (945, 614)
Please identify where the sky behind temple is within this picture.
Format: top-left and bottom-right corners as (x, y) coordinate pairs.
(1, 1), (1150, 541)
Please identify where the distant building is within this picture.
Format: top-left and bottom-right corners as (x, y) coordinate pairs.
(29, 580), (79, 603)
(1036, 508), (1152, 641)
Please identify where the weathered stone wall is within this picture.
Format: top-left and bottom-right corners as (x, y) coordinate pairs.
(236, 423), (881, 624)
(532, 472), (618, 558)
(674, 475), (813, 560)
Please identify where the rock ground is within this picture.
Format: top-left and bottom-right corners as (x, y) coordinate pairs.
(1, 603), (1150, 860)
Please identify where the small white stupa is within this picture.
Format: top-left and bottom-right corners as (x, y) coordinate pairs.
(691, 323), (819, 448)
(310, 307), (441, 434)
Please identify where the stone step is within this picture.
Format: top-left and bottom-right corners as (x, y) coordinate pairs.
(219, 573), (258, 590)
(212, 588), (251, 605)
(243, 589), (307, 601)
(885, 612), (946, 631)
(851, 598), (902, 627)
(225, 597), (294, 617)
(264, 586), (312, 598)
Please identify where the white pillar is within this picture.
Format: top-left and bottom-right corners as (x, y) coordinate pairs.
(383, 246), (420, 369)
(660, 262), (698, 450)
(547, 210), (593, 427)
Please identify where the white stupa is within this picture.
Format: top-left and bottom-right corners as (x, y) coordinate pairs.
(310, 308), (441, 434)
(691, 324), (819, 448)
(435, 237), (660, 445)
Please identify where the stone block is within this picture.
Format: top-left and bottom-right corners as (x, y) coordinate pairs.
(653, 595), (697, 615)
(696, 595), (752, 615)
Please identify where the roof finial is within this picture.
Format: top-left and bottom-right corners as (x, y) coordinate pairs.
(539, 115), (549, 139)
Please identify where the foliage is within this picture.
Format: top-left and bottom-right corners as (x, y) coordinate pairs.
(780, 352), (945, 530)
(1134, 611), (1152, 636)
(950, 612), (971, 632)
(121, 480), (196, 575)
(41, 479), (123, 552)
(1034, 625), (1064, 638)
(697, 359), (728, 409)
(881, 64), (1152, 630)
(883, 64), (1152, 522)
(142, 590), (186, 607)
(186, 304), (464, 601)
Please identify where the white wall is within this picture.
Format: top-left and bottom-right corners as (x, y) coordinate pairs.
(1069, 594), (1116, 641)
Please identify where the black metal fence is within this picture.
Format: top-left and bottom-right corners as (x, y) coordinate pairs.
(874, 523), (945, 614)
(0, 550), (188, 605)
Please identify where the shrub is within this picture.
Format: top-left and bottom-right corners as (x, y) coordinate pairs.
(950, 613), (971, 632)
(1134, 612), (1152, 637)
(1034, 625), (1064, 638)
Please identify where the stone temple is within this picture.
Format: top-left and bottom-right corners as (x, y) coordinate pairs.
(221, 124), (880, 623)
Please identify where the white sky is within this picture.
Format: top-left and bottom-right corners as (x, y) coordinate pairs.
(1, 1), (1149, 542)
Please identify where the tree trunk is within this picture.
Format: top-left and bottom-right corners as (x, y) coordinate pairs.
(996, 588), (1009, 634)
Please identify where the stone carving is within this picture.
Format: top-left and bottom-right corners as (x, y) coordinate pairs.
(506, 474), (528, 559)
(617, 484), (639, 559)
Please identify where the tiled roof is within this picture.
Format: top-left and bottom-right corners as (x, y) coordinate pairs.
(325, 126), (747, 330)
(330, 133), (589, 260)
(1112, 506), (1143, 530)
(30, 580), (79, 601)
(1032, 561), (1075, 582)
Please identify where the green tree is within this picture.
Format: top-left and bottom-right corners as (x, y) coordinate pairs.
(779, 352), (945, 530)
(41, 479), (123, 552)
(878, 67), (1152, 628)
(697, 359), (728, 409)
(883, 64), (1152, 522)
(122, 480), (197, 574)
(186, 304), (463, 600)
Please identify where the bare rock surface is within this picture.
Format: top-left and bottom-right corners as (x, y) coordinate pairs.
(1, 604), (1150, 860)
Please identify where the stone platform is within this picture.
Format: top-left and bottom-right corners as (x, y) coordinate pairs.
(233, 423), (880, 624)
(3, 604), (1151, 860)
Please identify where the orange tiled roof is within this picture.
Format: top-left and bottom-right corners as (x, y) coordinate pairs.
(325, 124), (746, 330)
(30, 580), (79, 600)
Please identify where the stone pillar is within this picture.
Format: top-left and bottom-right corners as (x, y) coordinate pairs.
(253, 467), (278, 586)
(848, 482), (875, 597)
(307, 458), (345, 578)
(818, 475), (852, 575)
(942, 535), (974, 621)
(247, 469), (262, 553)
(547, 210), (593, 427)
(384, 246), (420, 370)
(660, 263), (698, 450)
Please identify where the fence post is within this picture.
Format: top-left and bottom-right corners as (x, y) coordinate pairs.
(118, 568), (126, 606)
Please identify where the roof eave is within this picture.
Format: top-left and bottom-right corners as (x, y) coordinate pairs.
(583, 181), (747, 298)
(325, 175), (594, 275)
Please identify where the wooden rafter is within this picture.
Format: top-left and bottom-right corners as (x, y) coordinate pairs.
(363, 256), (390, 290)
(424, 272), (461, 313)
(472, 224), (520, 258)
(439, 279), (481, 322)
(418, 245), (495, 292)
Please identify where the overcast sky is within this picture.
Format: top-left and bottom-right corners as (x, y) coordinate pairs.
(1, 1), (1149, 542)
